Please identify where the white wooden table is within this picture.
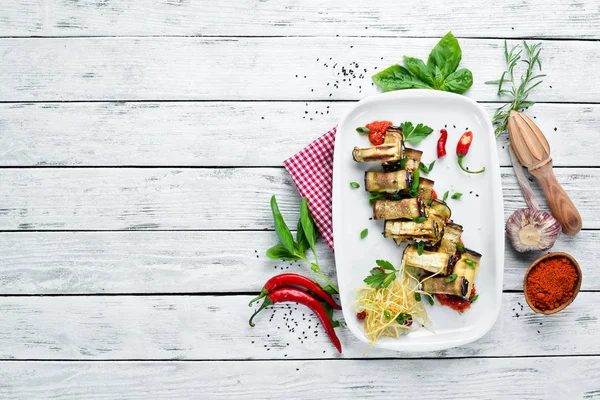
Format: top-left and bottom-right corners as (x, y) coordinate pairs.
(1, 1), (600, 398)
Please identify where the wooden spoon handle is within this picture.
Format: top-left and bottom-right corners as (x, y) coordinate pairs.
(529, 161), (582, 235)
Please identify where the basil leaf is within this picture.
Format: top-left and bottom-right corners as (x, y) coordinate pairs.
(376, 259), (395, 270)
(368, 193), (387, 206)
(445, 274), (458, 283)
(320, 300), (342, 328)
(413, 216), (427, 223)
(470, 294), (479, 303)
(403, 56), (434, 86)
(419, 162), (429, 175)
(300, 197), (317, 252)
(442, 191), (449, 202)
(465, 258), (476, 268)
(266, 243), (302, 261)
(427, 31), (462, 80)
(372, 64), (433, 92)
(398, 158), (408, 170)
(271, 195), (295, 254)
(433, 65), (445, 89)
(384, 310), (391, 320)
(360, 228), (368, 239)
(409, 169), (420, 197)
(451, 192), (463, 199)
(427, 294), (435, 306)
(441, 68), (474, 94)
(428, 160), (436, 173)
(456, 242), (465, 254)
(296, 219), (310, 254)
(417, 241), (425, 256)
(414, 292), (422, 302)
(356, 126), (370, 134)
(349, 181), (360, 189)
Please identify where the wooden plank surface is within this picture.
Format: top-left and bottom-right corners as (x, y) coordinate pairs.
(3, 0), (599, 39)
(1, 102), (597, 167)
(0, 292), (597, 360)
(1, 230), (598, 294)
(0, 1), (44, 36)
(0, 167), (596, 230)
(0, 38), (597, 102)
(1, 358), (599, 399)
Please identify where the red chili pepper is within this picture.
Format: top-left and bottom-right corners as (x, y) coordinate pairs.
(437, 129), (448, 158)
(249, 288), (343, 353)
(456, 131), (485, 174)
(248, 273), (341, 310)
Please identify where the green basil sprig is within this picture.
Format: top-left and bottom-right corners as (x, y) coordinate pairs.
(266, 196), (339, 293)
(372, 32), (473, 95)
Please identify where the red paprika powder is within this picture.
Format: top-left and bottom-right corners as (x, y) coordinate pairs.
(526, 256), (578, 311)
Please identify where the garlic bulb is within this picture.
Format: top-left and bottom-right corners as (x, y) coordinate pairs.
(506, 208), (561, 252)
(505, 145), (561, 252)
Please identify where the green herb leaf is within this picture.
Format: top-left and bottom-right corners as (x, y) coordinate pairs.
(470, 293), (479, 303)
(428, 160), (436, 173)
(398, 158), (408, 170)
(384, 310), (391, 320)
(441, 68), (473, 94)
(360, 228), (368, 239)
(442, 191), (449, 202)
(451, 192), (463, 199)
(368, 193), (387, 206)
(395, 312), (412, 325)
(403, 56), (434, 86)
(419, 160), (436, 175)
(266, 243), (302, 261)
(300, 198), (318, 253)
(464, 258), (476, 268)
(417, 241), (425, 256)
(409, 169), (420, 197)
(427, 31), (463, 81)
(401, 121), (434, 145)
(320, 300), (342, 328)
(363, 268), (396, 289)
(376, 259), (395, 271)
(349, 181), (360, 189)
(270, 195), (296, 254)
(296, 219), (310, 254)
(356, 126), (370, 134)
(427, 294), (435, 306)
(372, 64), (433, 92)
(413, 216), (427, 224)
(445, 274), (458, 283)
(456, 242), (465, 254)
(414, 292), (422, 302)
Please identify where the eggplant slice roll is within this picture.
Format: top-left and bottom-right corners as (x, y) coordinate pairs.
(352, 130), (403, 163)
(402, 244), (458, 275)
(373, 198), (426, 220)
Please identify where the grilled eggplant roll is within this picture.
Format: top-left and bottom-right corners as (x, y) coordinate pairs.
(365, 169), (412, 193)
(417, 177), (434, 200)
(373, 198), (426, 220)
(427, 199), (451, 222)
(403, 147), (423, 174)
(422, 276), (470, 299)
(437, 223), (463, 254)
(402, 244), (458, 274)
(352, 130), (403, 163)
(452, 249), (482, 297)
(385, 219), (441, 243)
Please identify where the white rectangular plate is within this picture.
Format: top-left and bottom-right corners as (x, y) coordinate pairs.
(332, 90), (504, 352)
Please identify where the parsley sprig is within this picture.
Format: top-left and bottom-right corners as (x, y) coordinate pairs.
(400, 121), (434, 145)
(485, 40), (545, 136)
(363, 260), (398, 288)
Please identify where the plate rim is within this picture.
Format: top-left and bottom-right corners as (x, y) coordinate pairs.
(331, 89), (505, 352)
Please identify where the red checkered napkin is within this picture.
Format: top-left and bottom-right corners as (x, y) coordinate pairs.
(283, 127), (337, 252)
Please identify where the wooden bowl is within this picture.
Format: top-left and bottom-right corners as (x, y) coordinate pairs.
(523, 252), (582, 315)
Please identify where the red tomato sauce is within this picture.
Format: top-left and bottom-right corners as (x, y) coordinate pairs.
(436, 286), (477, 313)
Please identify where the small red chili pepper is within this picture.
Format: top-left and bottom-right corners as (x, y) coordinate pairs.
(437, 129), (448, 158)
(249, 288), (343, 353)
(456, 131), (485, 174)
(248, 273), (341, 310)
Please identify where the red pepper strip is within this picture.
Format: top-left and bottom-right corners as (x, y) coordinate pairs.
(437, 129), (448, 158)
(456, 131), (485, 174)
(248, 273), (341, 310)
(249, 288), (343, 353)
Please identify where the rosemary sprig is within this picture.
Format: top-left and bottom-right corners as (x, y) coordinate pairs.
(485, 41), (545, 137)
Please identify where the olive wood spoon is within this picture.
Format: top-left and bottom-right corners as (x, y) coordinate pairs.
(507, 110), (582, 235)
